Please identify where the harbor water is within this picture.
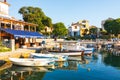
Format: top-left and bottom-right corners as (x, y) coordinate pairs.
(0, 49), (120, 80)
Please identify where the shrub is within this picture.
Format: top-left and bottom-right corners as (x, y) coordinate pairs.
(0, 42), (11, 52)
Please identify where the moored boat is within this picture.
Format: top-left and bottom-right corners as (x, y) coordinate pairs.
(9, 58), (55, 67)
(30, 53), (68, 61)
(49, 51), (84, 56)
(62, 44), (94, 54)
(65, 45), (94, 55)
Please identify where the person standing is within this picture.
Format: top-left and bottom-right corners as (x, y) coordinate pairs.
(41, 40), (46, 48)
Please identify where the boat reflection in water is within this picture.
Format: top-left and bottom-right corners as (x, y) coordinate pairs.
(112, 49), (120, 56)
(1, 50), (120, 80)
(54, 55), (93, 71)
(0, 65), (55, 80)
(55, 61), (78, 71)
(101, 49), (120, 68)
(10, 65), (55, 72)
(0, 56), (90, 80)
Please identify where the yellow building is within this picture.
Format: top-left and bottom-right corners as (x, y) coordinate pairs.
(78, 20), (90, 36)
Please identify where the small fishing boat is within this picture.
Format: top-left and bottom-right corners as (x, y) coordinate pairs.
(9, 58), (55, 67)
(52, 41), (94, 55)
(62, 44), (94, 54)
(84, 49), (94, 55)
(30, 53), (68, 61)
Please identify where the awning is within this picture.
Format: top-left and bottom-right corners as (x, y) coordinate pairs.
(0, 28), (44, 38)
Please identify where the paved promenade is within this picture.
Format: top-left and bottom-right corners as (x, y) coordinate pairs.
(0, 39), (119, 61)
(0, 47), (40, 61)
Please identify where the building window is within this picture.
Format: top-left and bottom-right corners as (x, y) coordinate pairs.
(74, 26), (77, 29)
(45, 28), (47, 32)
(82, 20), (86, 23)
(1, 23), (4, 28)
(83, 25), (86, 28)
(74, 32), (78, 37)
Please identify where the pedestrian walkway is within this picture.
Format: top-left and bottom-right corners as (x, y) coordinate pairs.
(0, 47), (39, 61)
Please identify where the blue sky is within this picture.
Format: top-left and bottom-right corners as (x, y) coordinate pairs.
(7, 0), (120, 28)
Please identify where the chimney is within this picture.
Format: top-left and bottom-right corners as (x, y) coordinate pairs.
(4, 0), (6, 2)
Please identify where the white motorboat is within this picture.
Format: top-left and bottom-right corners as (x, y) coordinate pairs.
(9, 58), (55, 67)
(30, 53), (68, 61)
(62, 42), (94, 55)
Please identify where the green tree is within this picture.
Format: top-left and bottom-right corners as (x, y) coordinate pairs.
(19, 6), (52, 32)
(104, 19), (114, 34)
(89, 26), (98, 34)
(104, 18), (120, 37)
(52, 22), (68, 38)
(41, 17), (52, 28)
(114, 18), (120, 36)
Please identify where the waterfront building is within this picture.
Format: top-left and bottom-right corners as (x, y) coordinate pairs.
(68, 20), (90, 37)
(68, 22), (80, 37)
(0, 0), (43, 51)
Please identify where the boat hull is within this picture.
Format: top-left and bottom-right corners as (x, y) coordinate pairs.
(49, 51), (84, 56)
(30, 53), (68, 61)
(9, 58), (54, 67)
